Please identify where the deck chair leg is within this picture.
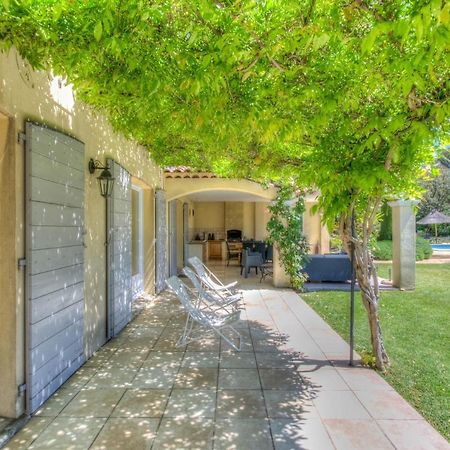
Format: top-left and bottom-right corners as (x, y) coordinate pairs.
(216, 325), (242, 352)
(176, 314), (195, 347)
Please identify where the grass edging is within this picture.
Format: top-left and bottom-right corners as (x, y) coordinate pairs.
(302, 263), (450, 441)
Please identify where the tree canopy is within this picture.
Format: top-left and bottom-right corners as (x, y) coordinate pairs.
(1, 0), (449, 369)
(1, 1), (449, 201)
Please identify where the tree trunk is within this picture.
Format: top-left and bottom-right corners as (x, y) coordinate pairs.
(341, 211), (390, 371)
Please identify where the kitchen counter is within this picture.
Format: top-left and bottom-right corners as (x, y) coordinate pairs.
(187, 241), (208, 261)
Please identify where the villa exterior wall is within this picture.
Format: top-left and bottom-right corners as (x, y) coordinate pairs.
(254, 202), (270, 241)
(242, 202), (255, 239)
(304, 197), (330, 254)
(0, 49), (163, 417)
(193, 201), (225, 239)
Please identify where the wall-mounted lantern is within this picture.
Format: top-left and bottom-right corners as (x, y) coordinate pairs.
(88, 158), (115, 198)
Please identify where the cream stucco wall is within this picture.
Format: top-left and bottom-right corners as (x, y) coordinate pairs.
(166, 177), (277, 202)
(303, 198), (330, 254)
(0, 111), (19, 417)
(194, 202), (225, 237)
(254, 202), (270, 240)
(242, 202), (255, 240)
(225, 202), (243, 233)
(192, 201), (259, 240)
(0, 49), (162, 417)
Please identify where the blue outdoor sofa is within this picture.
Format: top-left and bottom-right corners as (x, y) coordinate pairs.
(302, 253), (352, 282)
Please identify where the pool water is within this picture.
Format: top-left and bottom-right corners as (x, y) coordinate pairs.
(431, 244), (450, 251)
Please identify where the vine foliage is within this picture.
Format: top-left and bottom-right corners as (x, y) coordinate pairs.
(267, 187), (310, 290)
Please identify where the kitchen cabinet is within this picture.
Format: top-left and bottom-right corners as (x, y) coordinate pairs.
(208, 240), (222, 260)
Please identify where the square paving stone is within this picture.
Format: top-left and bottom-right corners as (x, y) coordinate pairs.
(62, 367), (98, 389)
(187, 338), (220, 352)
(264, 390), (318, 419)
(336, 367), (394, 392)
(217, 390), (267, 418)
(323, 418), (395, 450)
(377, 419), (450, 450)
(254, 352), (296, 369)
(3, 417), (52, 450)
(181, 352), (220, 368)
(131, 327), (165, 339)
(28, 417), (106, 449)
(218, 369), (261, 390)
(249, 327), (283, 340)
(153, 338), (186, 352)
(221, 337), (254, 352)
(90, 417), (159, 450)
(60, 388), (125, 417)
(259, 369), (303, 390)
(85, 367), (138, 389)
(253, 339), (284, 353)
(152, 418), (214, 450)
(103, 350), (148, 368)
(301, 366), (349, 391)
(313, 390), (371, 420)
(220, 352), (256, 369)
(115, 338), (156, 352)
(165, 389), (216, 418)
(174, 368), (218, 389)
(84, 349), (117, 367)
(214, 418), (273, 450)
(142, 351), (184, 369)
(132, 367), (178, 389)
(270, 418), (334, 450)
(111, 389), (170, 418)
(354, 389), (423, 420)
(34, 387), (79, 417)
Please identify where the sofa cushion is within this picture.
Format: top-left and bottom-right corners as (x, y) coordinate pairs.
(302, 254), (352, 282)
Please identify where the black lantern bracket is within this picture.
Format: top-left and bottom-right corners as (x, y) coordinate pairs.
(88, 158), (115, 198)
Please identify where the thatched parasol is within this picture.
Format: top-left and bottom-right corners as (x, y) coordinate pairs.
(417, 211), (450, 242)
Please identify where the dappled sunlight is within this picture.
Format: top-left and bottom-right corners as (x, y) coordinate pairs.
(49, 74), (75, 113)
(8, 281), (425, 449)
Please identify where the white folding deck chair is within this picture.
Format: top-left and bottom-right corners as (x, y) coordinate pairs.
(166, 276), (242, 351)
(182, 266), (242, 312)
(188, 256), (240, 297)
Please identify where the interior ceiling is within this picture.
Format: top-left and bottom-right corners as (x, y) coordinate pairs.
(185, 190), (269, 202)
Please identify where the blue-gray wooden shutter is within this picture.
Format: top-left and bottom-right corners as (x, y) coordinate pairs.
(155, 189), (167, 293)
(106, 159), (132, 338)
(25, 122), (85, 413)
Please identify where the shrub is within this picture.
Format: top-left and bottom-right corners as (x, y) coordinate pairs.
(416, 237), (433, 260)
(330, 235), (343, 252)
(371, 240), (392, 260)
(371, 238), (433, 261)
(378, 202), (392, 241)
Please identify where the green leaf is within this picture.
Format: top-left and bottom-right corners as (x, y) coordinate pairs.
(94, 21), (103, 41)
(313, 33), (329, 50)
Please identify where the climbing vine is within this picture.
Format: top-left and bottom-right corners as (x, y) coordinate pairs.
(266, 186), (310, 290)
(1, 0), (449, 369)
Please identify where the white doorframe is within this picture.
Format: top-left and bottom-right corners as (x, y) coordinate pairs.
(132, 185), (144, 298)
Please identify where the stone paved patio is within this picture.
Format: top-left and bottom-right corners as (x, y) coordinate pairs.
(4, 263), (449, 449)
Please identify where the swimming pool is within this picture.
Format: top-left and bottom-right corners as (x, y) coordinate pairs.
(431, 244), (450, 251)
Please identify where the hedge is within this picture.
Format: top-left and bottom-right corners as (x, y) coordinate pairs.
(371, 237), (432, 261)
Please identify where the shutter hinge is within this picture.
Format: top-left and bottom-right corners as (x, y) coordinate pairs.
(18, 258), (27, 269)
(17, 132), (26, 144)
(18, 383), (26, 395)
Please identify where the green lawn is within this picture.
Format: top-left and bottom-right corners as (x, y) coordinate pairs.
(302, 263), (450, 441)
